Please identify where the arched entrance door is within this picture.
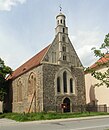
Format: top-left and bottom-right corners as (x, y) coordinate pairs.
(63, 98), (70, 112)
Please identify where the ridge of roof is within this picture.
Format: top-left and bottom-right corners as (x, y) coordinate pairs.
(8, 44), (51, 80)
(90, 53), (109, 69)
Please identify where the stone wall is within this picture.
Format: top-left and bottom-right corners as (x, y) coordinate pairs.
(71, 67), (86, 105)
(12, 65), (43, 113)
(43, 63), (60, 112)
(43, 63), (86, 113)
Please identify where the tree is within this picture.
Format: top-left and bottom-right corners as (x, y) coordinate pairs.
(86, 33), (109, 87)
(0, 58), (12, 101)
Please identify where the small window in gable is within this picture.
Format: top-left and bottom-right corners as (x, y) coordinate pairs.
(62, 46), (66, 52)
(63, 55), (67, 61)
(62, 36), (65, 42)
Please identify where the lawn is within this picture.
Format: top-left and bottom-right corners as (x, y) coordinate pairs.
(0, 112), (109, 122)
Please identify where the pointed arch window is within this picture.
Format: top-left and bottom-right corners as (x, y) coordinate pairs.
(17, 80), (22, 102)
(70, 78), (73, 93)
(57, 77), (61, 92)
(28, 73), (36, 96)
(63, 71), (67, 93)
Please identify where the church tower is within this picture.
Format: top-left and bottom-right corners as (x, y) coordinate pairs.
(43, 12), (82, 67)
(55, 13), (69, 65)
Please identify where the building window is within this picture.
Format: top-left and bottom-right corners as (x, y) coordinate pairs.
(61, 19), (62, 24)
(70, 78), (73, 93)
(57, 20), (59, 24)
(63, 71), (67, 93)
(63, 28), (65, 33)
(57, 77), (61, 92)
(64, 20), (65, 25)
(17, 80), (22, 102)
(62, 46), (66, 52)
(63, 55), (67, 61)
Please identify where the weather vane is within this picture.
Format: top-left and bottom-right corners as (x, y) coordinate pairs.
(59, 4), (62, 12)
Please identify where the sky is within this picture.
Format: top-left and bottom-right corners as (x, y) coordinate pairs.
(0, 0), (109, 70)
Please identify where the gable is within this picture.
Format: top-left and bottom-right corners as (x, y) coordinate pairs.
(42, 34), (83, 67)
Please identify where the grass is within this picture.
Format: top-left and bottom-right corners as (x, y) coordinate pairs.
(0, 112), (108, 122)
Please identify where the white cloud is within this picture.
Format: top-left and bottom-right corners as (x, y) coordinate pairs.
(70, 28), (105, 67)
(0, 0), (26, 11)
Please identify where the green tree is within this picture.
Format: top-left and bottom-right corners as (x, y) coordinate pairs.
(0, 58), (12, 101)
(87, 33), (109, 87)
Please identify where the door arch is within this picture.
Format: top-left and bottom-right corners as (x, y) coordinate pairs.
(63, 97), (70, 112)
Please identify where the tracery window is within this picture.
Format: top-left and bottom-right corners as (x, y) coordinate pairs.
(55, 69), (75, 95)
(63, 71), (67, 93)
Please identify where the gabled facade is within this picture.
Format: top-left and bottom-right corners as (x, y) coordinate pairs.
(7, 12), (86, 113)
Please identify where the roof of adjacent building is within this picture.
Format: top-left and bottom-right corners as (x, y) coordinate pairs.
(7, 44), (50, 80)
(90, 53), (109, 69)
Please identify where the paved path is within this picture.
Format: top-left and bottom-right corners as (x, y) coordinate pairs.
(0, 118), (18, 126)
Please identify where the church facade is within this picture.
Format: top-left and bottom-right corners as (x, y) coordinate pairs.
(7, 12), (86, 113)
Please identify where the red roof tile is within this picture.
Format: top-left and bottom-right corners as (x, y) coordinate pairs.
(90, 53), (109, 69)
(8, 45), (50, 80)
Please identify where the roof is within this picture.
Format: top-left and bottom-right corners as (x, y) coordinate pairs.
(8, 45), (50, 80)
(90, 53), (109, 69)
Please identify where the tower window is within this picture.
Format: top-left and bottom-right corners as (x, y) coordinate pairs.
(64, 20), (65, 25)
(63, 28), (65, 33)
(61, 19), (62, 24)
(63, 71), (67, 93)
(57, 77), (61, 92)
(63, 55), (67, 61)
(57, 20), (59, 24)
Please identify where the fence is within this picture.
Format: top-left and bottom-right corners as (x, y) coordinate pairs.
(43, 104), (109, 113)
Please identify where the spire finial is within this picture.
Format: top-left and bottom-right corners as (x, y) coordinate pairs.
(59, 4), (62, 12)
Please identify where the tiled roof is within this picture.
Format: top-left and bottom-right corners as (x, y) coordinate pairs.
(90, 53), (109, 69)
(8, 45), (50, 80)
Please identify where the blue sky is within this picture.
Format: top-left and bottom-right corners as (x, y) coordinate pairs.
(0, 0), (109, 70)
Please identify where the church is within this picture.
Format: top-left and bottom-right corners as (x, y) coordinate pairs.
(6, 12), (86, 113)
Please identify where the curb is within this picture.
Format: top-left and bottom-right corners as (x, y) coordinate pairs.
(20, 115), (109, 124)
